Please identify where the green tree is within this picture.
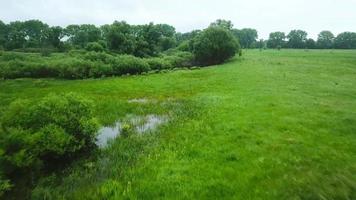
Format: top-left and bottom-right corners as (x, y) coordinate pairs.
(232, 28), (258, 48)
(22, 20), (49, 48)
(255, 39), (266, 49)
(5, 21), (26, 50)
(306, 38), (316, 49)
(45, 26), (65, 48)
(287, 30), (308, 48)
(267, 32), (286, 48)
(191, 27), (240, 65)
(210, 19), (233, 30)
(103, 21), (135, 54)
(334, 32), (356, 49)
(65, 24), (101, 48)
(317, 31), (334, 49)
(85, 42), (105, 52)
(0, 20), (8, 49)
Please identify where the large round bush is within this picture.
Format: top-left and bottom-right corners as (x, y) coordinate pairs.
(0, 93), (99, 179)
(191, 27), (240, 65)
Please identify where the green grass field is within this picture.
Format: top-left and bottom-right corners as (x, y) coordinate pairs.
(1, 49), (356, 199)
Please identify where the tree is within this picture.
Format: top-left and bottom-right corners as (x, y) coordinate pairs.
(232, 28), (258, 48)
(0, 20), (8, 48)
(156, 24), (176, 51)
(65, 24), (101, 48)
(267, 32), (285, 48)
(334, 32), (356, 49)
(5, 21), (26, 50)
(317, 31), (334, 49)
(287, 30), (307, 48)
(191, 27), (240, 65)
(103, 21), (135, 54)
(22, 20), (49, 48)
(45, 26), (65, 48)
(255, 39), (266, 49)
(85, 42), (105, 52)
(210, 19), (233, 30)
(306, 38), (316, 49)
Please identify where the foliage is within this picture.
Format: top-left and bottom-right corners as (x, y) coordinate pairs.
(287, 30), (308, 48)
(317, 31), (334, 49)
(305, 38), (316, 49)
(191, 27), (240, 65)
(0, 176), (12, 198)
(209, 19), (233, 30)
(267, 32), (286, 48)
(232, 28), (258, 48)
(85, 42), (105, 52)
(145, 57), (173, 70)
(0, 50), (194, 79)
(334, 32), (356, 49)
(0, 93), (98, 195)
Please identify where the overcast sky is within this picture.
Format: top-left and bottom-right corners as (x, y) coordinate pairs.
(1, 0), (355, 39)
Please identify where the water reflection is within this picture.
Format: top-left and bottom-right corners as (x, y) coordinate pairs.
(96, 115), (167, 147)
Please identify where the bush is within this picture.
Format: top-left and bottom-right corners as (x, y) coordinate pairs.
(191, 27), (240, 65)
(0, 52), (27, 61)
(0, 60), (60, 79)
(85, 42), (105, 52)
(111, 55), (150, 75)
(84, 51), (115, 64)
(0, 177), (12, 198)
(0, 93), (99, 190)
(40, 48), (52, 57)
(163, 51), (194, 68)
(146, 58), (173, 70)
(0, 51), (194, 79)
(55, 58), (95, 79)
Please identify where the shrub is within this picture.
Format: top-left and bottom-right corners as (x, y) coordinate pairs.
(0, 93), (99, 183)
(84, 52), (115, 64)
(0, 51), (194, 79)
(0, 52), (27, 61)
(111, 55), (150, 75)
(85, 42), (105, 52)
(88, 62), (113, 78)
(0, 177), (12, 198)
(191, 27), (240, 65)
(146, 58), (173, 70)
(176, 41), (190, 51)
(40, 48), (52, 57)
(55, 58), (94, 79)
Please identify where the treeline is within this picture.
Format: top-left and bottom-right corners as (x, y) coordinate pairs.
(0, 19), (248, 54)
(1, 19), (353, 55)
(0, 19), (244, 79)
(0, 20), (179, 56)
(266, 30), (356, 49)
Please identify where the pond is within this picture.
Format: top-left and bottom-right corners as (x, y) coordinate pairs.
(96, 114), (167, 147)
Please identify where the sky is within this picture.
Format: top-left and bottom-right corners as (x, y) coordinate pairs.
(0, 0), (355, 39)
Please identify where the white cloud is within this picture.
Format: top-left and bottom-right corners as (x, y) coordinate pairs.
(0, 0), (355, 39)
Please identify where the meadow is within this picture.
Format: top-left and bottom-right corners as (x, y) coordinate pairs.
(0, 49), (355, 199)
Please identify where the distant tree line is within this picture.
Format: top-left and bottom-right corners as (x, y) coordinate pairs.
(1, 19), (354, 56)
(194, 19), (356, 50)
(267, 30), (356, 49)
(0, 20), (178, 57)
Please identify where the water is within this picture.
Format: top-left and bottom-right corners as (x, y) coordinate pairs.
(128, 98), (149, 103)
(134, 115), (167, 133)
(96, 121), (122, 147)
(96, 115), (167, 147)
